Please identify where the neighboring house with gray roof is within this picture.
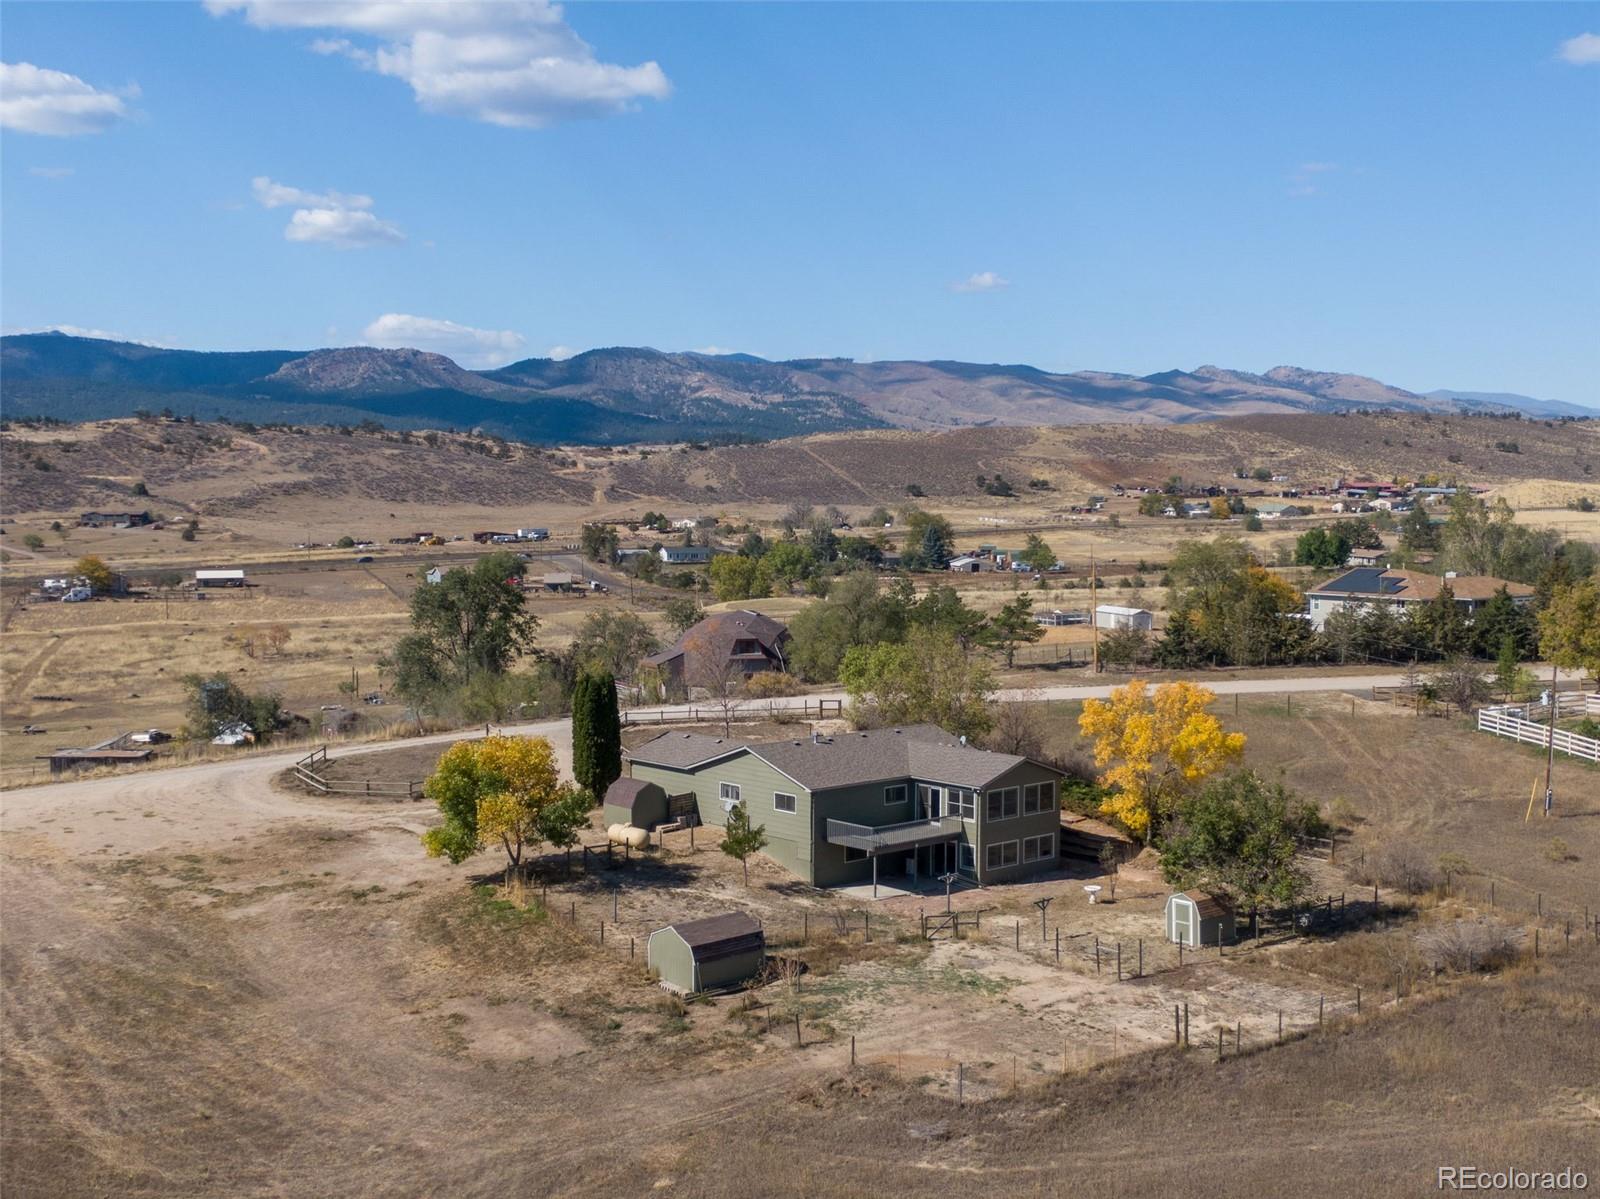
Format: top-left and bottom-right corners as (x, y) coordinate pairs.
(624, 724), (1064, 889)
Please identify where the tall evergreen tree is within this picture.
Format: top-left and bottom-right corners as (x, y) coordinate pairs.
(571, 670), (622, 801)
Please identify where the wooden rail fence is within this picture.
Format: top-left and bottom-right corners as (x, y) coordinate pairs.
(293, 745), (423, 800)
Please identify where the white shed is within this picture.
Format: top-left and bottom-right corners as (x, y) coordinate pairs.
(1164, 891), (1236, 948)
(195, 569), (246, 587)
(1094, 604), (1153, 631)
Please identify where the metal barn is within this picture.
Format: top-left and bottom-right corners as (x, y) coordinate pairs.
(647, 912), (765, 995)
(1164, 890), (1236, 948)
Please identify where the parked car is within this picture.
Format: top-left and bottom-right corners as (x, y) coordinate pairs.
(128, 729), (171, 745)
(61, 587), (92, 603)
(355, 555), (374, 563)
(21, 724), (45, 735)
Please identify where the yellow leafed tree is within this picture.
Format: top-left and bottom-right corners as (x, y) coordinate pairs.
(422, 735), (589, 870)
(1077, 680), (1245, 840)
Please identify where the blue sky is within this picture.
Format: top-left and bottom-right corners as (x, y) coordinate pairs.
(2, 2), (1597, 404)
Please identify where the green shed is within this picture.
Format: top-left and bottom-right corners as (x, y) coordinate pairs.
(647, 912), (765, 995)
(603, 777), (668, 829)
(1165, 890), (1236, 948)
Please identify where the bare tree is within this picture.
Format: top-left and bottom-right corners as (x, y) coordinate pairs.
(984, 690), (1047, 759)
(691, 657), (747, 737)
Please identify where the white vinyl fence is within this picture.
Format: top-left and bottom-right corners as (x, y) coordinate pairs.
(1476, 693), (1600, 763)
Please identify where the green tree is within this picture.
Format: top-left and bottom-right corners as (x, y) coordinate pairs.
(1159, 772), (1311, 914)
(786, 570), (908, 682)
(1397, 504), (1441, 553)
(1242, 513), (1263, 532)
(385, 551), (538, 705)
(1018, 533), (1056, 573)
(580, 523), (620, 564)
(720, 800), (769, 886)
(708, 553), (772, 601)
(570, 671), (623, 802)
(1294, 527), (1350, 568)
(662, 595), (706, 637)
(909, 583), (987, 648)
(569, 610), (659, 679)
(763, 541), (817, 592)
(180, 672), (284, 742)
(1493, 635), (1536, 702)
(22, 533), (44, 551)
(840, 626), (995, 740)
(1415, 583), (1468, 657)
(983, 592), (1043, 666)
(1539, 578), (1600, 681)
(335, 535), (356, 549)
(1470, 586), (1537, 659)
(917, 522), (952, 569)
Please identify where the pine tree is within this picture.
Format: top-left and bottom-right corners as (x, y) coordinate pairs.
(720, 800), (769, 886)
(920, 523), (951, 569)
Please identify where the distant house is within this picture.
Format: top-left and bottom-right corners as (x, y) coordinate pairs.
(42, 745), (156, 774)
(517, 527), (549, 541)
(1304, 568), (1534, 631)
(658, 545), (713, 565)
(423, 567), (444, 585)
(1345, 546), (1387, 568)
(471, 531), (515, 544)
(1253, 501), (1308, 519)
(642, 610), (790, 693)
(542, 572), (575, 592)
(625, 724), (1066, 888)
(1094, 605), (1153, 631)
(194, 569), (246, 588)
(948, 555), (983, 572)
(78, 510), (152, 528)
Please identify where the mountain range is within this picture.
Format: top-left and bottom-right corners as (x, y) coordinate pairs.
(2, 332), (1591, 445)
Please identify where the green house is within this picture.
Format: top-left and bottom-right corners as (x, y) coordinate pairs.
(624, 724), (1065, 889)
(647, 912), (765, 995)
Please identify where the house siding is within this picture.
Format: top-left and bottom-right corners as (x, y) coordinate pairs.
(973, 760), (1062, 884)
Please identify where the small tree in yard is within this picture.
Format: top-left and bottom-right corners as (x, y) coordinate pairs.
(422, 735), (588, 871)
(1098, 839), (1120, 900)
(1434, 656), (1491, 714)
(570, 671), (622, 801)
(721, 800), (768, 886)
(74, 555), (114, 594)
(1539, 579), (1600, 683)
(983, 592), (1043, 666)
(662, 595), (706, 637)
(692, 657), (747, 737)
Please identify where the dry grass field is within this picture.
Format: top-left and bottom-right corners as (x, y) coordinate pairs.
(3, 710), (1595, 1198)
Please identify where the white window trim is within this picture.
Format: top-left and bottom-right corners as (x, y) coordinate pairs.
(884, 783), (908, 808)
(958, 843), (977, 871)
(986, 839), (1019, 870)
(773, 791), (797, 814)
(1023, 833), (1057, 863)
(1023, 781), (1057, 816)
(719, 781), (740, 811)
(947, 787), (977, 820)
(986, 786), (1020, 822)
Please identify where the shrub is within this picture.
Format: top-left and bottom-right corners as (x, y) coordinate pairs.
(1360, 843), (1439, 895)
(744, 671), (804, 698)
(1544, 837), (1576, 864)
(1417, 920), (1521, 973)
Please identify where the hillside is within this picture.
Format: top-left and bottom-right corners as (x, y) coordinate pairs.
(4, 333), (1592, 447)
(3, 411), (1596, 524)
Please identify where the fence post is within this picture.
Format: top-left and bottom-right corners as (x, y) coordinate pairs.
(1183, 1002), (1189, 1047)
(1116, 942), (1122, 981)
(1015, 922), (1020, 951)
(795, 1014), (802, 1047)
(1217, 1026), (1223, 1061)
(1277, 1010), (1283, 1043)
(1055, 928), (1060, 964)
(1174, 1004), (1180, 1046)
(1095, 937), (1101, 974)
(957, 1062), (963, 1107)
(1319, 995), (1324, 1029)
(1356, 986), (1361, 1014)
(1138, 939), (1143, 978)
(851, 1035), (856, 1067)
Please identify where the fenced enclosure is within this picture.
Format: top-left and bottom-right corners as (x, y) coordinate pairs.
(292, 745), (423, 799)
(1476, 693), (1600, 763)
(621, 698), (844, 725)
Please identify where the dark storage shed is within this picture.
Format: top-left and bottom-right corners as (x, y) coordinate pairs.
(647, 912), (765, 995)
(603, 777), (669, 829)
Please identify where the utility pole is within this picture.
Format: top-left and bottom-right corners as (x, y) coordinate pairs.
(1543, 663), (1559, 816)
(1089, 550), (1100, 673)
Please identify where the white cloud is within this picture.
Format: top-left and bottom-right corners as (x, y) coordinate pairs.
(28, 165), (75, 179)
(251, 175), (404, 247)
(206, 1), (671, 128)
(692, 345), (741, 356)
(1557, 32), (1600, 65)
(950, 271), (1009, 294)
(0, 62), (136, 136)
(1287, 161), (1340, 197)
(545, 345), (578, 360)
(362, 313), (526, 367)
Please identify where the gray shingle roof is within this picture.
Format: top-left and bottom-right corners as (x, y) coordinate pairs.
(626, 731), (748, 769)
(751, 725), (1026, 792)
(604, 777), (664, 810)
(669, 912), (764, 960)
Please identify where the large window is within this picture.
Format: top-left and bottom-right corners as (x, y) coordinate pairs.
(885, 784), (908, 808)
(947, 788), (977, 820)
(1023, 781), (1056, 815)
(958, 844), (976, 871)
(985, 786), (1019, 822)
(1023, 833), (1057, 863)
(719, 782), (741, 809)
(986, 840), (1019, 870)
(773, 792), (797, 814)
(917, 784), (942, 819)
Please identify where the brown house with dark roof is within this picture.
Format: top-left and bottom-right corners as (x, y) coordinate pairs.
(1305, 567), (1534, 631)
(642, 610), (790, 695)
